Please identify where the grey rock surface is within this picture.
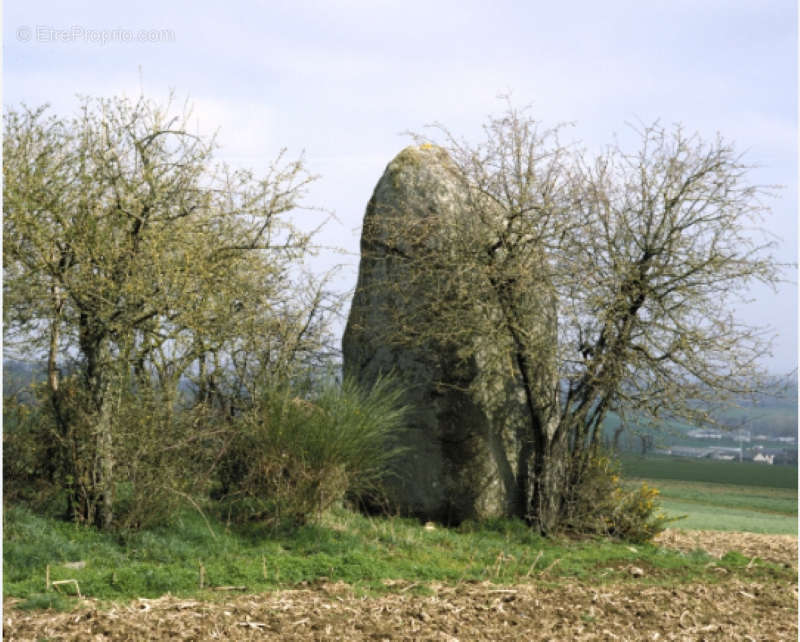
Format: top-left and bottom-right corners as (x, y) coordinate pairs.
(342, 145), (527, 523)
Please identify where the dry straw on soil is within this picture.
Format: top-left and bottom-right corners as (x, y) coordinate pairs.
(654, 529), (798, 570)
(4, 530), (797, 641)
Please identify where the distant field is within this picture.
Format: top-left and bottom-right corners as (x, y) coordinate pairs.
(620, 455), (798, 535)
(620, 454), (798, 489)
(624, 479), (798, 534)
(656, 498), (796, 534)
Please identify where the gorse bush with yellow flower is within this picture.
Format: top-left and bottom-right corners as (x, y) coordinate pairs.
(560, 452), (677, 543)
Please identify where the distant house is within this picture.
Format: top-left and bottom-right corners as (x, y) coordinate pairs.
(707, 447), (741, 459)
(748, 447), (797, 466)
(687, 429), (723, 439)
(670, 446), (714, 458)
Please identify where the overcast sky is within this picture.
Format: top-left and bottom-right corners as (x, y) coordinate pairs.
(4, 1), (797, 373)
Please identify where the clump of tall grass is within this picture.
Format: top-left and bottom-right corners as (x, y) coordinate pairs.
(215, 376), (408, 527)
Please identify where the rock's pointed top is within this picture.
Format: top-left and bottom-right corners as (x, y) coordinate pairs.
(388, 143), (451, 168)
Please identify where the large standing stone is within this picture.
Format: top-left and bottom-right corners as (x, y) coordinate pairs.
(342, 145), (528, 524)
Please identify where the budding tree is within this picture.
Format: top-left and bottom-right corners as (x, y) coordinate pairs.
(3, 95), (336, 528)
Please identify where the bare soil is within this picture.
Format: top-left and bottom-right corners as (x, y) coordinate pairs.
(5, 530), (797, 641)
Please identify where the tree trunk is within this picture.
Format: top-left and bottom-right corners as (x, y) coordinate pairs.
(45, 317), (62, 486)
(47, 254), (64, 396)
(48, 321), (60, 394)
(527, 421), (566, 535)
(46, 288), (68, 487)
(79, 320), (117, 530)
(96, 393), (115, 530)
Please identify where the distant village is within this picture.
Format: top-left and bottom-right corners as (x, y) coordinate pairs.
(657, 429), (798, 465)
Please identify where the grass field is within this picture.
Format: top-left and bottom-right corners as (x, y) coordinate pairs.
(4, 452), (797, 613)
(4, 457), (797, 639)
(620, 455), (798, 535)
(4, 501), (791, 610)
(620, 454), (798, 488)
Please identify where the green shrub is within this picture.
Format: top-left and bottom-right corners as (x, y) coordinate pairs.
(561, 452), (677, 543)
(3, 390), (70, 516)
(216, 376), (407, 527)
(3, 379), (222, 531)
(110, 389), (222, 531)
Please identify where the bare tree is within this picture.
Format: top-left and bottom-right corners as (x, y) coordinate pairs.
(381, 106), (782, 533)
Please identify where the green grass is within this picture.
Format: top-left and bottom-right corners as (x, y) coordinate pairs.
(620, 455), (798, 534)
(641, 479), (797, 514)
(4, 503), (791, 608)
(6, 452), (797, 608)
(656, 499), (797, 534)
(621, 479), (797, 534)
